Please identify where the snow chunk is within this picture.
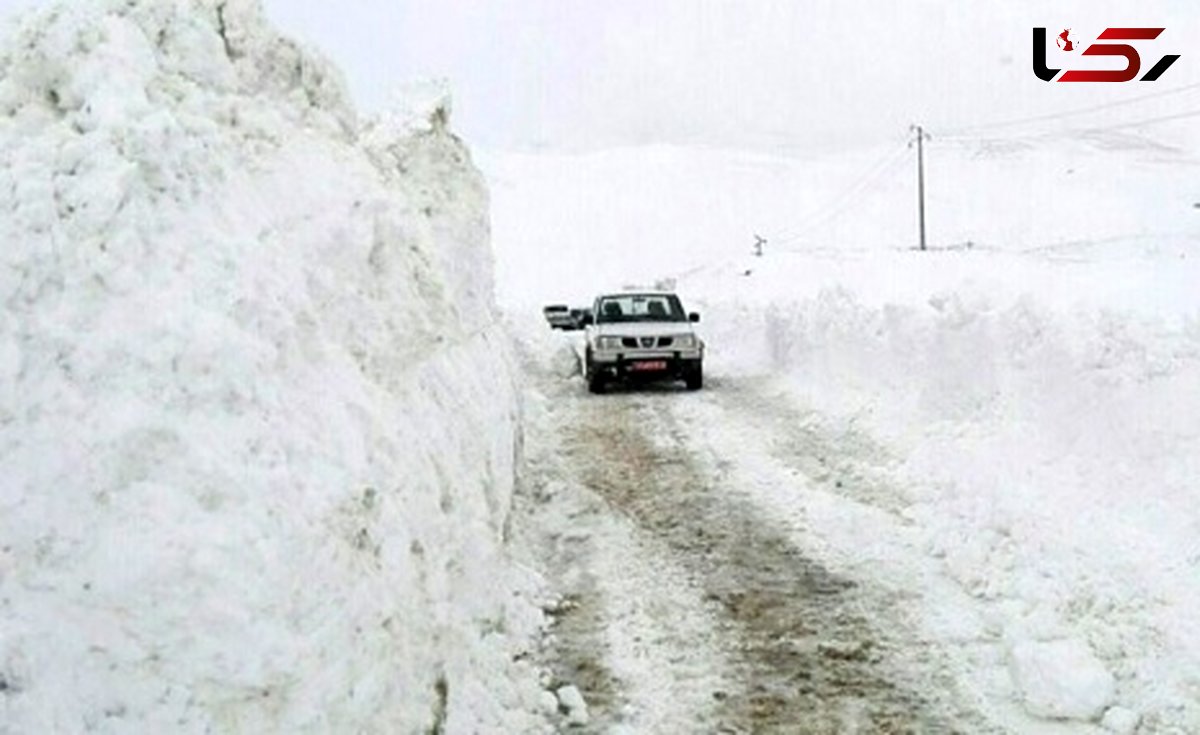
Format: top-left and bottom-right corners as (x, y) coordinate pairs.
(372, 78), (454, 137)
(538, 689), (561, 716)
(556, 684), (590, 726)
(1009, 639), (1116, 721)
(1101, 706), (1141, 734)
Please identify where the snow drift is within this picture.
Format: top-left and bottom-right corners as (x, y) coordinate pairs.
(0, 1), (542, 732)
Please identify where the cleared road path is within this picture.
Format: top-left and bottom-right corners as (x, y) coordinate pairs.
(513, 337), (997, 733)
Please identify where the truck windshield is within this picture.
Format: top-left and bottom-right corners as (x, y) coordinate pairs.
(595, 294), (687, 324)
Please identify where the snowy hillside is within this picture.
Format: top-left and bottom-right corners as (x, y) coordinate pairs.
(484, 134), (1200, 731)
(0, 1), (545, 732)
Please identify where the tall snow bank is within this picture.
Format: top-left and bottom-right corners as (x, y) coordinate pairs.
(0, 1), (543, 732)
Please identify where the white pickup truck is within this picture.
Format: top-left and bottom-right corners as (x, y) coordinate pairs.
(582, 291), (704, 393)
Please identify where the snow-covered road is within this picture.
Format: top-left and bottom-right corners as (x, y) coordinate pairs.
(513, 334), (1017, 733)
(489, 140), (1200, 733)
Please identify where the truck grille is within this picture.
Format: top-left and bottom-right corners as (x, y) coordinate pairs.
(621, 337), (674, 349)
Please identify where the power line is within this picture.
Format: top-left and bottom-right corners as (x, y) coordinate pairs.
(1084, 106), (1200, 131)
(774, 154), (908, 246)
(773, 150), (911, 249)
(936, 104), (1200, 149)
(770, 144), (906, 242)
(772, 84), (1200, 248)
(769, 141), (910, 246)
(745, 88), (1200, 261)
(939, 80), (1200, 137)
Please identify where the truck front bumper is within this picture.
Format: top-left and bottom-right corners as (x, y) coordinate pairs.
(589, 351), (702, 380)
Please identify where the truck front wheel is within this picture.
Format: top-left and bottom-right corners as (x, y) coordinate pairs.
(586, 351), (606, 394)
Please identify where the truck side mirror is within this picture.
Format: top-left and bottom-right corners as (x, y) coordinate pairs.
(689, 312), (701, 323)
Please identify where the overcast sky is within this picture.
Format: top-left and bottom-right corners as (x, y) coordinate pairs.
(3, 0), (1200, 152)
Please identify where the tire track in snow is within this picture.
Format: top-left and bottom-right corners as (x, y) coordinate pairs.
(673, 376), (1007, 734)
(709, 378), (913, 522)
(566, 385), (951, 733)
(511, 336), (733, 733)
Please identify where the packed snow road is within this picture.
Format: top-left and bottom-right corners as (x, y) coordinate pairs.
(514, 335), (996, 733)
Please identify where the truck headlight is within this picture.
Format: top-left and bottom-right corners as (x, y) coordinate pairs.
(674, 334), (697, 349)
(597, 336), (623, 350)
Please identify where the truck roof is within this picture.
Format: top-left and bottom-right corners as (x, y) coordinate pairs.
(596, 291), (677, 299)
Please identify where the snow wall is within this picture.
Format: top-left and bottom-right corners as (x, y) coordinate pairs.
(686, 250), (1200, 729)
(0, 1), (543, 732)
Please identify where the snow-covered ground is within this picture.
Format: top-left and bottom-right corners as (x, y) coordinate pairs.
(484, 128), (1200, 731)
(0, 1), (549, 732)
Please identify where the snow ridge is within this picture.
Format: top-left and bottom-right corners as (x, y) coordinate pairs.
(0, 1), (543, 732)
(695, 279), (1200, 731)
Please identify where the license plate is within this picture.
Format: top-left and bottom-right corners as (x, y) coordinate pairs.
(629, 360), (668, 372)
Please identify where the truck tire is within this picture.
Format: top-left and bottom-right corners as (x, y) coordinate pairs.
(685, 364), (703, 391)
(588, 370), (606, 394)
(586, 351), (605, 394)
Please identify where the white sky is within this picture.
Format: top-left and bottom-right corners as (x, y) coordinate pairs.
(3, 0), (1200, 152)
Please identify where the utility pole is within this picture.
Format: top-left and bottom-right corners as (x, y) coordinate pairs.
(910, 125), (930, 251)
(753, 234), (766, 257)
